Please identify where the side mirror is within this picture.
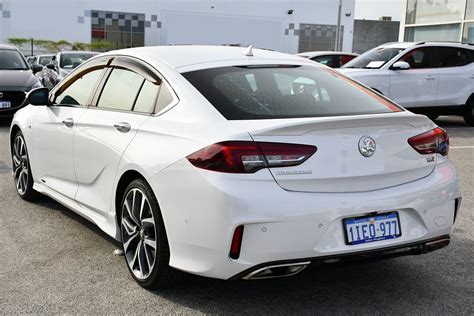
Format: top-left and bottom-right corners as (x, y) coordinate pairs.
(31, 64), (43, 74)
(27, 87), (50, 106)
(392, 61), (410, 70)
(46, 63), (55, 70)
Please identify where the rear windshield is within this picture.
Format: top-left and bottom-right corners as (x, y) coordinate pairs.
(182, 65), (402, 120)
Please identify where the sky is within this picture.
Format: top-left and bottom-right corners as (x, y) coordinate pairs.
(354, 0), (403, 21)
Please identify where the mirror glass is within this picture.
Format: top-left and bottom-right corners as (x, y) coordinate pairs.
(27, 88), (49, 105)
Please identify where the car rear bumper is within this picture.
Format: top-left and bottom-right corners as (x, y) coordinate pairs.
(230, 235), (450, 280)
(152, 158), (461, 280)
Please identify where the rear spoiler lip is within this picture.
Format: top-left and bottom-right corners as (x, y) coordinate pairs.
(248, 112), (434, 137)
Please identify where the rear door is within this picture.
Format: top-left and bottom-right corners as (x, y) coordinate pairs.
(435, 46), (474, 106)
(73, 57), (165, 214)
(389, 47), (438, 108)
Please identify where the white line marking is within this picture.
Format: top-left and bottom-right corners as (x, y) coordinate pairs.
(450, 146), (474, 149)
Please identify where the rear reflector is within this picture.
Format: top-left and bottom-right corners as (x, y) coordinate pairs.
(229, 225), (244, 259)
(186, 141), (317, 173)
(408, 127), (449, 156)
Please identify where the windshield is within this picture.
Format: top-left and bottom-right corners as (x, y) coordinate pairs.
(182, 65), (402, 120)
(38, 56), (53, 66)
(343, 47), (405, 69)
(0, 49), (29, 70)
(60, 53), (97, 69)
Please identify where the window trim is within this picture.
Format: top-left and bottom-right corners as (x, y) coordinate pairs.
(50, 56), (113, 107)
(50, 54), (179, 115)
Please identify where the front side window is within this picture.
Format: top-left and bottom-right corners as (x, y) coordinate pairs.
(399, 47), (435, 69)
(182, 65), (402, 120)
(55, 68), (105, 106)
(437, 47), (472, 67)
(343, 47), (404, 69)
(0, 49), (29, 70)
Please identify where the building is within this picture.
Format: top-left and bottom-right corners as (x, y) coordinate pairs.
(352, 17), (400, 54)
(0, 0), (355, 55)
(400, 0), (474, 43)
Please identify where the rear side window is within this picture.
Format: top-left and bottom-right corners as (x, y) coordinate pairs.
(98, 68), (144, 111)
(437, 47), (472, 68)
(182, 65), (402, 120)
(134, 80), (160, 113)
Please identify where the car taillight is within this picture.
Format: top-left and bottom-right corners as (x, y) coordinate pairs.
(186, 141), (317, 173)
(408, 127), (449, 156)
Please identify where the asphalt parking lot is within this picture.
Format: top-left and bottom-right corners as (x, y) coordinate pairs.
(0, 116), (472, 314)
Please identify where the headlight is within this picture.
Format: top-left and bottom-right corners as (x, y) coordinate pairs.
(26, 81), (43, 92)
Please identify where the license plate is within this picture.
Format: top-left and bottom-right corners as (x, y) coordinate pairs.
(343, 212), (401, 245)
(0, 101), (11, 109)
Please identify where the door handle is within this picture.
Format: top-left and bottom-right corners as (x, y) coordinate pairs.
(425, 76), (436, 80)
(62, 118), (74, 128)
(114, 122), (131, 133)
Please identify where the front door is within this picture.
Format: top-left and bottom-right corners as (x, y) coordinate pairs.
(31, 67), (106, 199)
(389, 47), (438, 108)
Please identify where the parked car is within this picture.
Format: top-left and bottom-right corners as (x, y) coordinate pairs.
(51, 51), (98, 81)
(11, 46), (460, 289)
(26, 54), (54, 67)
(339, 42), (474, 125)
(35, 51), (98, 89)
(298, 51), (358, 68)
(35, 64), (59, 90)
(0, 45), (42, 117)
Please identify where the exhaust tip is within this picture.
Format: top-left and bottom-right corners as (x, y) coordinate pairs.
(424, 237), (450, 253)
(242, 262), (310, 280)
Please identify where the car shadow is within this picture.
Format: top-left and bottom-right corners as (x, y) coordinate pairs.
(149, 236), (473, 314)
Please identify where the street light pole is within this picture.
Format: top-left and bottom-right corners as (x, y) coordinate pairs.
(335, 0), (342, 51)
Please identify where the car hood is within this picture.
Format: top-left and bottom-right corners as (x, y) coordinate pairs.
(0, 70), (38, 90)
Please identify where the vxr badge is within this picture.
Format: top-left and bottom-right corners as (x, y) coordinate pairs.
(358, 136), (376, 157)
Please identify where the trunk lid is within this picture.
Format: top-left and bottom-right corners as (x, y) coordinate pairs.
(235, 113), (437, 193)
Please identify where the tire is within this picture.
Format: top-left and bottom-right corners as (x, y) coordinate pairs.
(463, 99), (474, 126)
(120, 178), (181, 289)
(12, 131), (39, 201)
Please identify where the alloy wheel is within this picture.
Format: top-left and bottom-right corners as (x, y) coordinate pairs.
(121, 188), (157, 280)
(12, 135), (29, 195)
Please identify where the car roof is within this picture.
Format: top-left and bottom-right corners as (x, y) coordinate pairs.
(298, 51), (358, 57)
(101, 45), (312, 71)
(59, 51), (98, 55)
(377, 41), (473, 50)
(0, 44), (18, 51)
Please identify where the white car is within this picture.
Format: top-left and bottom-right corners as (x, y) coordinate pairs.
(338, 42), (474, 125)
(297, 51), (358, 68)
(10, 46), (461, 288)
(51, 51), (98, 81)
